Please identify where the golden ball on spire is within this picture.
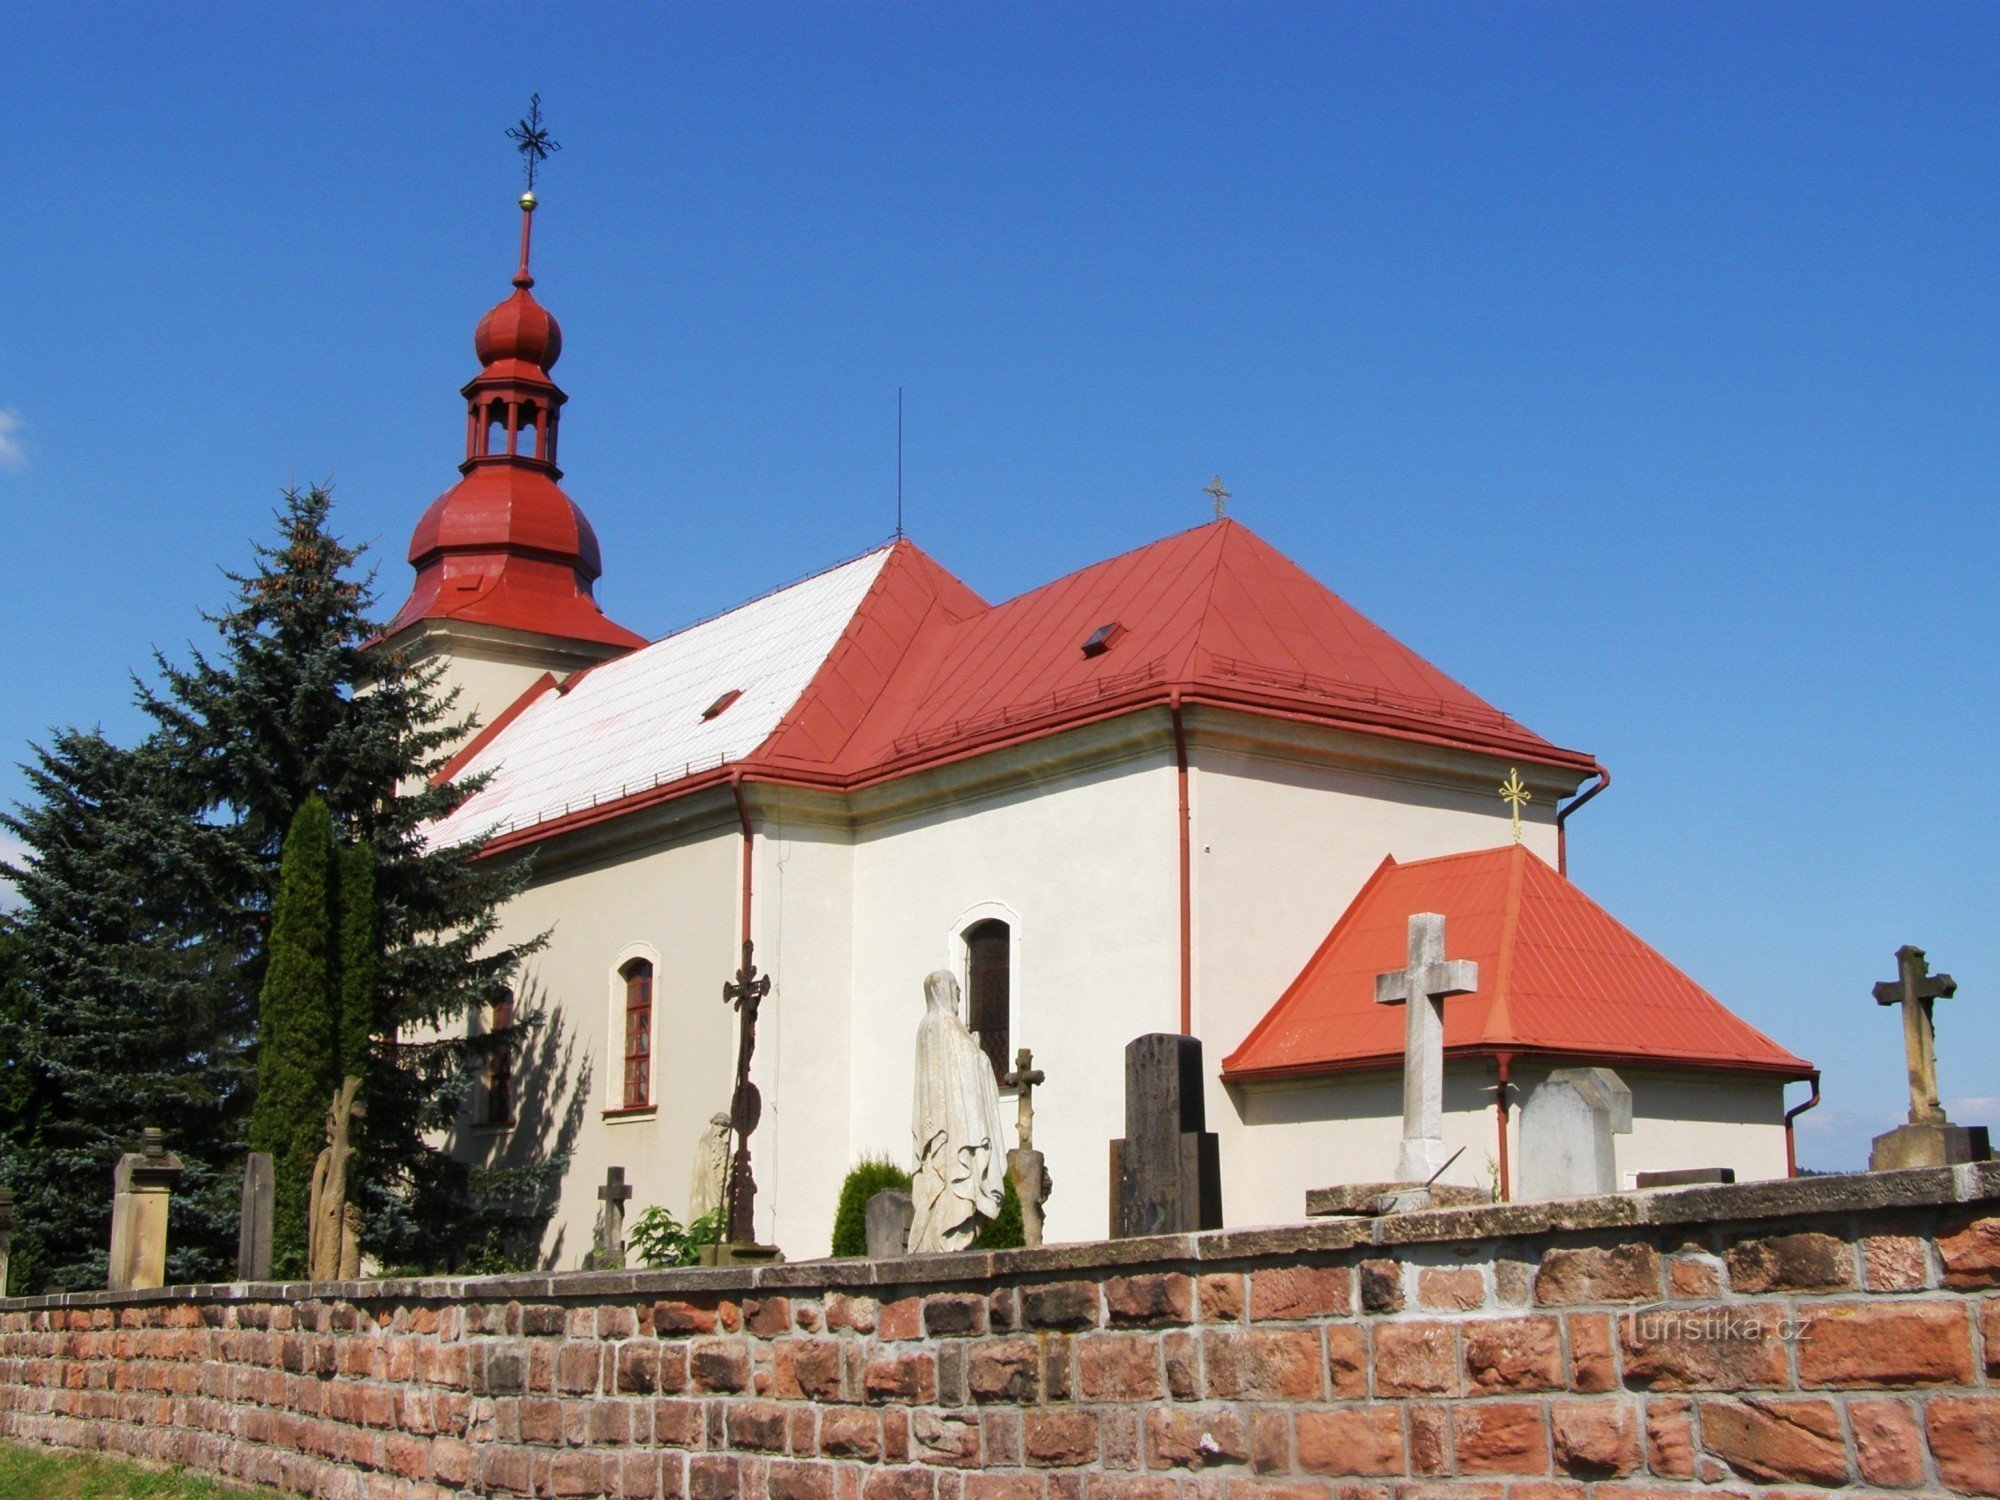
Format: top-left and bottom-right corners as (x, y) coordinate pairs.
(518, 189), (538, 213)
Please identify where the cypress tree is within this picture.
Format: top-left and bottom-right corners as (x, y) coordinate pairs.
(249, 795), (338, 1276)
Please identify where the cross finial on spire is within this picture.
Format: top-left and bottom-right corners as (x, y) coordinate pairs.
(1205, 475), (1231, 519)
(507, 94), (561, 195)
(1499, 768), (1531, 843)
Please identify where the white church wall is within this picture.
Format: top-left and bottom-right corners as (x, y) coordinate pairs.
(462, 820), (743, 1269)
(847, 749), (1182, 1252)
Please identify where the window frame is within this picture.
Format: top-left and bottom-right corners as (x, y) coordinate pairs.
(606, 943), (663, 1116)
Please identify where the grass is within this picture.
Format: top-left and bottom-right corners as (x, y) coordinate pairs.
(0, 1444), (290, 1499)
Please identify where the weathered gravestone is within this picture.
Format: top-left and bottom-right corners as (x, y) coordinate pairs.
(237, 1152), (274, 1281)
(1110, 1034), (1220, 1237)
(1869, 945), (1988, 1170)
(864, 1189), (915, 1257)
(1376, 912), (1480, 1184)
(108, 1128), (183, 1292)
(592, 1165), (632, 1270)
(1517, 1067), (1633, 1200)
(1002, 1047), (1052, 1248)
(0, 1185), (14, 1297)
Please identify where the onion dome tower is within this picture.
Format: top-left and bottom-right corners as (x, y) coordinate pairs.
(384, 185), (646, 739)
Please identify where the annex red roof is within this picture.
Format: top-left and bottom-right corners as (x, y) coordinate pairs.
(1223, 844), (1812, 1081)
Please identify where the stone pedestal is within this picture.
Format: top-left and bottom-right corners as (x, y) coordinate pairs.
(1006, 1147), (1050, 1248)
(1870, 1121), (1988, 1171)
(108, 1130), (183, 1292)
(1110, 1034), (1220, 1238)
(865, 1190), (914, 1258)
(698, 1242), (784, 1268)
(237, 1153), (274, 1281)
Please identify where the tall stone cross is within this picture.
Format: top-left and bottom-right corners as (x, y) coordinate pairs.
(1003, 1047), (1046, 1152)
(1376, 913), (1480, 1182)
(1873, 944), (1956, 1126)
(595, 1165), (632, 1270)
(721, 939), (772, 1245)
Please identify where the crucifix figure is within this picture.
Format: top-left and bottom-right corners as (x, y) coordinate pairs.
(1499, 768), (1531, 844)
(506, 93), (561, 193)
(1376, 912), (1480, 1182)
(721, 939), (772, 1245)
(1873, 945), (1956, 1126)
(595, 1165), (632, 1270)
(1205, 475), (1231, 520)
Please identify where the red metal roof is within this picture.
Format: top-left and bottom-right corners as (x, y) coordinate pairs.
(1223, 844), (1813, 1081)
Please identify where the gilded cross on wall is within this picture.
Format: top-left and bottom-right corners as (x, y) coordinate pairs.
(1499, 768), (1531, 844)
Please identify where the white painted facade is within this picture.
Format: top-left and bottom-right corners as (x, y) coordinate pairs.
(446, 698), (1797, 1265)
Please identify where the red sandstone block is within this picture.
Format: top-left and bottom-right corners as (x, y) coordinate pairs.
(1200, 1274), (1245, 1323)
(1641, 1397), (1694, 1478)
(615, 1450), (664, 1500)
(729, 1400), (790, 1453)
(1617, 1305), (1788, 1391)
(687, 1454), (743, 1500)
(1295, 1407), (1403, 1476)
(1416, 1268), (1484, 1312)
(1667, 1258), (1721, 1301)
(861, 1466), (938, 1500)
(619, 1342), (662, 1395)
(431, 1436), (474, 1487)
(1202, 1329), (1324, 1402)
(1697, 1398), (1847, 1486)
(1322, 1325), (1366, 1399)
(964, 1339), (1038, 1405)
(962, 1477), (1039, 1500)
(1848, 1397), (1925, 1488)
(1162, 1330), (1201, 1400)
(1107, 1274), (1195, 1327)
(1356, 1260), (1403, 1315)
(743, 1298), (792, 1338)
(1550, 1400), (1640, 1478)
(1025, 1410), (1100, 1467)
(654, 1397), (705, 1449)
(1023, 1282), (1102, 1331)
(1727, 1233), (1858, 1295)
(1862, 1235), (1930, 1293)
(1098, 1405), (1142, 1469)
(1795, 1301), (1974, 1387)
(1926, 1394), (2000, 1496)
(982, 1408), (1023, 1467)
(1249, 1267), (1353, 1322)
(1080, 1478), (1176, 1500)
(912, 1408), (983, 1467)
(878, 1298), (924, 1341)
(775, 1339), (846, 1401)
(656, 1300), (722, 1337)
(819, 1407), (883, 1460)
(924, 1294), (991, 1339)
(1461, 1315), (1562, 1393)
(1078, 1333), (1165, 1402)
(863, 1351), (937, 1405)
(1939, 1214), (2000, 1289)
(825, 1295), (879, 1334)
(1371, 1322), (1458, 1398)
(690, 1339), (752, 1394)
(1143, 1407), (1249, 1470)
(590, 1399), (637, 1444)
(1453, 1402), (1548, 1475)
(1534, 1244), (1661, 1306)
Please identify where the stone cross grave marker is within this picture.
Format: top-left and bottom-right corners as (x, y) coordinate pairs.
(108, 1128), (183, 1292)
(1002, 1047), (1052, 1247)
(1517, 1067), (1633, 1200)
(1111, 1033), (1220, 1238)
(1869, 944), (1987, 1170)
(237, 1152), (274, 1281)
(1376, 912), (1479, 1183)
(595, 1165), (632, 1270)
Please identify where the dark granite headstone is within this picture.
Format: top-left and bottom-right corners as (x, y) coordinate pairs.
(237, 1152), (274, 1281)
(1110, 1034), (1220, 1238)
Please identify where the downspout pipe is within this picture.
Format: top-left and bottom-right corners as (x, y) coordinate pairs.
(1493, 1051), (1515, 1201)
(1783, 1072), (1822, 1178)
(729, 772), (754, 949)
(1555, 768), (1610, 877)
(1170, 693), (1192, 1036)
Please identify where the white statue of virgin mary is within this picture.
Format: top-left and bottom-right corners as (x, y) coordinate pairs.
(909, 969), (1008, 1252)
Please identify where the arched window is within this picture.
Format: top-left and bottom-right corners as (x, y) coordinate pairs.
(484, 990), (516, 1126)
(517, 404), (540, 458)
(621, 959), (654, 1108)
(964, 918), (1011, 1084)
(485, 405), (506, 457)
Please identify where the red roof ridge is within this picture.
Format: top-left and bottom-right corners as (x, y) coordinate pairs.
(1481, 843), (1531, 1044)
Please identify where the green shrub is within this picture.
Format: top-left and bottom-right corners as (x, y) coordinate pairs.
(830, 1155), (912, 1257)
(628, 1206), (723, 1269)
(976, 1173), (1024, 1250)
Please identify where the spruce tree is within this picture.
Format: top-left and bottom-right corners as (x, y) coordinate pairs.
(0, 731), (251, 1291)
(336, 841), (376, 1085)
(249, 795), (338, 1276)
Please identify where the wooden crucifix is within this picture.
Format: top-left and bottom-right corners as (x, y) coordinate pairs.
(1376, 912), (1480, 1183)
(721, 939), (772, 1245)
(1003, 1047), (1046, 1151)
(1873, 944), (1956, 1126)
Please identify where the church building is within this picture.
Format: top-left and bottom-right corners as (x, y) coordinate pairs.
(387, 193), (1815, 1263)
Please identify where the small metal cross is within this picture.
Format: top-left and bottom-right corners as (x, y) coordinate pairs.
(507, 94), (561, 192)
(1499, 768), (1531, 844)
(1873, 945), (1957, 1126)
(1002, 1047), (1046, 1153)
(1205, 475), (1231, 519)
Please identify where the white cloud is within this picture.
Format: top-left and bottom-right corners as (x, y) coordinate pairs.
(0, 409), (26, 471)
(0, 830), (28, 913)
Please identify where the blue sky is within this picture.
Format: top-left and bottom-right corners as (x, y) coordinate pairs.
(3, 5), (1996, 1170)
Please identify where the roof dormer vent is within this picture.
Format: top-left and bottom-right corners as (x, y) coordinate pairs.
(1081, 622), (1125, 658)
(702, 688), (744, 721)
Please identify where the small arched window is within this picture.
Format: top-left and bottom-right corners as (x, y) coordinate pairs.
(485, 405), (506, 457)
(517, 404), (540, 458)
(484, 990), (516, 1126)
(964, 919), (1011, 1085)
(620, 959), (654, 1108)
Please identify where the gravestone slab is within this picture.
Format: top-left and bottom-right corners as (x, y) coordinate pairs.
(237, 1153), (274, 1281)
(865, 1189), (914, 1258)
(1306, 1181), (1491, 1217)
(0, 1185), (13, 1297)
(1111, 1034), (1220, 1238)
(1635, 1167), (1736, 1189)
(1517, 1067), (1633, 1201)
(108, 1128), (183, 1292)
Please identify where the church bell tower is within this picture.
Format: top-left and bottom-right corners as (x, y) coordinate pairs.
(383, 184), (645, 743)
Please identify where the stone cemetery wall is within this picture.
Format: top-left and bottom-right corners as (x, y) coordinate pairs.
(4, 1167), (2000, 1498)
